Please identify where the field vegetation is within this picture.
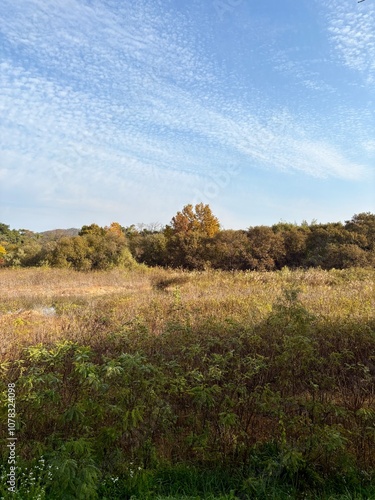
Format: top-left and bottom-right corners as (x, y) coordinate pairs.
(0, 266), (374, 498)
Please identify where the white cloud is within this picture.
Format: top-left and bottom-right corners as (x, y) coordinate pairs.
(0, 0), (373, 229)
(325, 0), (375, 84)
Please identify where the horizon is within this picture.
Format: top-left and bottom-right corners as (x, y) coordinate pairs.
(1, 0), (374, 232)
(3, 208), (374, 234)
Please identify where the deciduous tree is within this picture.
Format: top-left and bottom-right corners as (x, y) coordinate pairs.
(165, 204), (220, 268)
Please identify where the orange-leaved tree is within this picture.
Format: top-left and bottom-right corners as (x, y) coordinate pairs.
(165, 204), (220, 268)
(169, 203), (220, 238)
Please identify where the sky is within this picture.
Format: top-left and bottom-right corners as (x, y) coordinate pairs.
(0, 0), (374, 232)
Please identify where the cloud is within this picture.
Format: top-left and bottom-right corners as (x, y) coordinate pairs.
(325, 0), (375, 84)
(0, 0), (372, 230)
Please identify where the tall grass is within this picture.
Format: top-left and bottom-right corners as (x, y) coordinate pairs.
(1, 267), (373, 357)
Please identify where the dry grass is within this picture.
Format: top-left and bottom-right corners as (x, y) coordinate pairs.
(0, 267), (151, 299)
(0, 266), (374, 360)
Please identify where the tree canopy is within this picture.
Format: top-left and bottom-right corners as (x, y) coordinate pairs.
(1, 210), (374, 271)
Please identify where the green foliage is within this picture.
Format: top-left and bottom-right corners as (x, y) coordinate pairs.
(1, 212), (374, 270)
(0, 457), (54, 499)
(47, 439), (100, 499)
(129, 232), (168, 266)
(207, 230), (253, 270)
(345, 212), (375, 250)
(246, 225), (286, 270)
(0, 221), (138, 270)
(78, 224), (106, 237)
(44, 223), (137, 270)
(273, 222), (310, 267)
(0, 223), (24, 244)
(0, 226), (36, 267)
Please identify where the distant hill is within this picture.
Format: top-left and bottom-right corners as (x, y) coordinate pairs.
(39, 228), (80, 240)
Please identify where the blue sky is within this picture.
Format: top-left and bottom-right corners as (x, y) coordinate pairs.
(0, 0), (374, 231)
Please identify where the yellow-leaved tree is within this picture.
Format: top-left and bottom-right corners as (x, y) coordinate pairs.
(0, 244), (6, 266)
(165, 203), (220, 268)
(169, 203), (220, 238)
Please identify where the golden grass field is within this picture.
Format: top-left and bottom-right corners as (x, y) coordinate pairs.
(1, 266), (374, 361)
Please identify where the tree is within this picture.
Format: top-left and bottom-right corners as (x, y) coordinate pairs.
(165, 204), (221, 269)
(168, 203), (220, 238)
(345, 213), (375, 251)
(303, 221), (369, 268)
(105, 222), (125, 237)
(0, 224), (39, 251)
(47, 236), (92, 270)
(208, 230), (254, 270)
(82, 223), (133, 270)
(46, 223), (136, 270)
(0, 244), (6, 266)
(246, 226), (285, 271)
(0, 223), (22, 244)
(129, 232), (168, 267)
(324, 243), (373, 269)
(272, 223), (309, 268)
(79, 224), (106, 237)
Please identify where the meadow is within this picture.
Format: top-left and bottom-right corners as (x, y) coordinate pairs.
(0, 266), (374, 499)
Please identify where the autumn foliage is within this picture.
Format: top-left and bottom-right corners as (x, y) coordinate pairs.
(0, 208), (374, 271)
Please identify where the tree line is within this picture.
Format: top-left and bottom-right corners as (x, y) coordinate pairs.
(0, 205), (374, 271)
